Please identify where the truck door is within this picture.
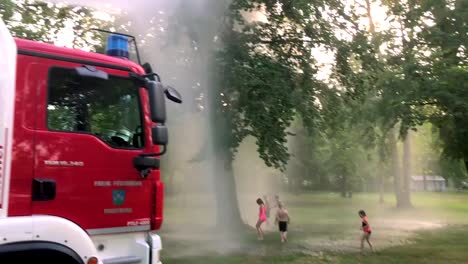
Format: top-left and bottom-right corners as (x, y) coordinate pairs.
(32, 57), (153, 234)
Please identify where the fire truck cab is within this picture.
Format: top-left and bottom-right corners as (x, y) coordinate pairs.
(0, 19), (180, 264)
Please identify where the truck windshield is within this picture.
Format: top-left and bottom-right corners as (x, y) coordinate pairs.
(47, 67), (144, 149)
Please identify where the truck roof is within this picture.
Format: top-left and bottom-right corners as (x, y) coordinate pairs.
(15, 38), (144, 73)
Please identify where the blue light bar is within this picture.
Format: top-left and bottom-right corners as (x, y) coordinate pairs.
(105, 34), (129, 59)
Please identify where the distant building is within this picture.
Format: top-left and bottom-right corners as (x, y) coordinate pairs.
(411, 175), (446, 192)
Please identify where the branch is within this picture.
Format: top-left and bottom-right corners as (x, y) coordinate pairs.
(23, 3), (47, 8)
(403, 101), (438, 107)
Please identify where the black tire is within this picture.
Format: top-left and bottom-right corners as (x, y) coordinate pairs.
(0, 242), (83, 264)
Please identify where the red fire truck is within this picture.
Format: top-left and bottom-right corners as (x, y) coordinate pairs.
(0, 18), (181, 264)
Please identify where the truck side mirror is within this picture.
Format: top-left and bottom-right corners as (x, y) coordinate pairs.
(165, 86), (182, 104)
(152, 125), (168, 145)
(147, 81), (166, 123)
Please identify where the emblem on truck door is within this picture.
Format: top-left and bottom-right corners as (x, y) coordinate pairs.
(112, 190), (126, 206)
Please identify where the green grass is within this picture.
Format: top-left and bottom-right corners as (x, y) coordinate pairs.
(161, 191), (468, 263)
(164, 225), (468, 263)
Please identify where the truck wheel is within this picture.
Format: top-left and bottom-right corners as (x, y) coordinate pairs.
(0, 242), (83, 264)
(0, 250), (81, 264)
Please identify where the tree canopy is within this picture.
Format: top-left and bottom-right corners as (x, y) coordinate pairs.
(2, 0), (467, 206)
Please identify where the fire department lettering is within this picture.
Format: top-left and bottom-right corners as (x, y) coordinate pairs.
(104, 208), (133, 214)
(94, 181), (142, 187)
(94, 181), (111, 187)
(44, 160), (84, 167)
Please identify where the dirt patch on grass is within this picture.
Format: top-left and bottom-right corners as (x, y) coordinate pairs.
(297, 218), (445, 255)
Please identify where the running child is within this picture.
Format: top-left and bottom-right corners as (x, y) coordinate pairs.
(275, 202), (290, 243)
(256, 198), (267, 240)
(358, 210), (374, 254)
(274, 194), (281, 208)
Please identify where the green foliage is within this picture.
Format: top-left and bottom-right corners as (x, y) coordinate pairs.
(377, 0), (467, 162)
(0, 0), (111, 50)
(330, 0), (467, 186)
(429, 67), (468, 162)
(217, 35), (296, 169)
(218, 0), (353, 171)
(4, 0), (466, 190)
(220, 0), (467, 189)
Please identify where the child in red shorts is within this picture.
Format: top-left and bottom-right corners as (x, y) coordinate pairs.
(275, 202), (290, 243)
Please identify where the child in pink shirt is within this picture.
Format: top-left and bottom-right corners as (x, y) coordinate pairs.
(359, 210), (374, 254)
(256, 198), (267, 240)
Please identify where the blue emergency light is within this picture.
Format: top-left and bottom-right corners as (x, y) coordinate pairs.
(105, 34), (129, 59)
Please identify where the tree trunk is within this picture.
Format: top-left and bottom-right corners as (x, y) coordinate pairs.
(400, 131), (413, 207)
(366, 0), (383, 204)
(209, 115), (244, 230)
(189, 12), (246, 231)
(188, 128), (245, 232)
(341, 175), (347, 198)
(212, 149), (244, 231)
(209, 54), (245, 231)
(423, 175), (427, 191)
(389, 128), (403, 207)
(379, 170), (385, 203)
(364, 0), (375, 34)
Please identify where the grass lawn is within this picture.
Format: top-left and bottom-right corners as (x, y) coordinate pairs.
(164, 225), (468, 263)
(161, 191), (468, 263)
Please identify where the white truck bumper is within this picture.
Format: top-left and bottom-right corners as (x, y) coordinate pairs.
(147, 232), (163, 264)
(0, 216), (162, 264)
(91, 231), (163, 264)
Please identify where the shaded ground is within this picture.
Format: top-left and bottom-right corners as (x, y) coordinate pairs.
(160, 192), (468, 261)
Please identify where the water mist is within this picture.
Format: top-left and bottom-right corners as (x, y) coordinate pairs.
(52, 0), (283, 256)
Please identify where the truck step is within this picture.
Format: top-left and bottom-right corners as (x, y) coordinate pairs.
(102, 256), (142, 264)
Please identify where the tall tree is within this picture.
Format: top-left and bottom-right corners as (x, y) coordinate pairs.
(220, 0), (354, 171)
